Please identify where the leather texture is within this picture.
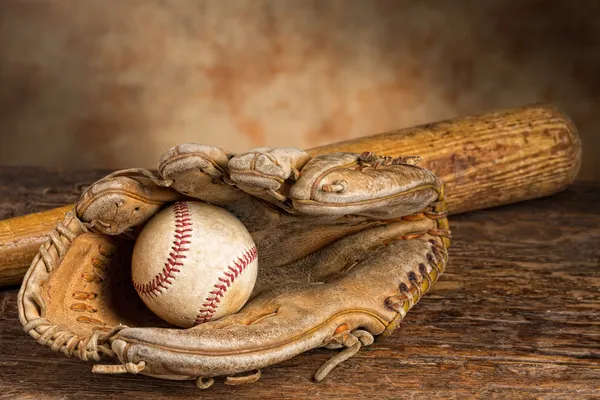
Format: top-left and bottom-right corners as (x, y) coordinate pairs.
(18, 146), (451, 388)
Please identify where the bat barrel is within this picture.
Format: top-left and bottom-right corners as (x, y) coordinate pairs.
(309, 104), (581, 214)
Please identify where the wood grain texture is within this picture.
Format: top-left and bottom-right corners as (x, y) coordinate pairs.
(0, 105), (581, 288)
(1, 174), (598, 399)
(0, 205), (73, 286)
(312, 104), (581, 214)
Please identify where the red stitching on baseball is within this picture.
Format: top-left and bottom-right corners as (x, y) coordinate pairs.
(194, 245), (257, 325)
(133, 202), (192, 298)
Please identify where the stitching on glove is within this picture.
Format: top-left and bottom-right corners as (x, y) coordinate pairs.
(133, 202), (192, 297)
(22, 215), (126, 361)
(384, 218), (450, 317)
(194, 245), (258, 324)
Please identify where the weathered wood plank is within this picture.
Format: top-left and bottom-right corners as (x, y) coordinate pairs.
(1, 177), (598, 399)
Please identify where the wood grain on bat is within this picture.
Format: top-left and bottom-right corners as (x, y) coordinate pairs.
(311, 104), (581, 214)
(0, 205), (73, 286)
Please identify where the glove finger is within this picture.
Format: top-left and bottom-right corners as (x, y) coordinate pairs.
(76, 169), (183, 235)
(228, 147), (311, 208)
(158, 143), (288, 232)
(158, 143), (239, 203)
(290, 152), (443, 218)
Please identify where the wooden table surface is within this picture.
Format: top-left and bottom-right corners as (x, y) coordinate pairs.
(0, 167), (599, 399)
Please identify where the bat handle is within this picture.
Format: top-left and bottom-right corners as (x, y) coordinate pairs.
(0, 205), (73, 286)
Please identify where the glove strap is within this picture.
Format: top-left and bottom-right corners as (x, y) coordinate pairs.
(92, 361), (146, 375)
(315, 329), (375, 382)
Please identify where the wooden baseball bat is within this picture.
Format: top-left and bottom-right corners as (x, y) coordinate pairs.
(0, 104), (581, 287)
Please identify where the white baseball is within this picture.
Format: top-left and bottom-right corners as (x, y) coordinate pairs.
(131, 201), (258, 328)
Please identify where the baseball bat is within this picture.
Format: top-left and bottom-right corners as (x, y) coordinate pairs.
(0, 104), (581, 287)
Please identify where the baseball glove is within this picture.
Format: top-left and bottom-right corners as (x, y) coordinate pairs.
(18, 145), (450, 388)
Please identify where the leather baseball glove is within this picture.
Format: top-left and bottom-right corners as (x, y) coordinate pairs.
(18, 145), (450, 388)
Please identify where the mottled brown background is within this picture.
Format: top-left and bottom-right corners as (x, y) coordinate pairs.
(0, 0), (598, 179)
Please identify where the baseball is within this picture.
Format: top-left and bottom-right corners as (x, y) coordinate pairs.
(131, 201), (258, 328)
